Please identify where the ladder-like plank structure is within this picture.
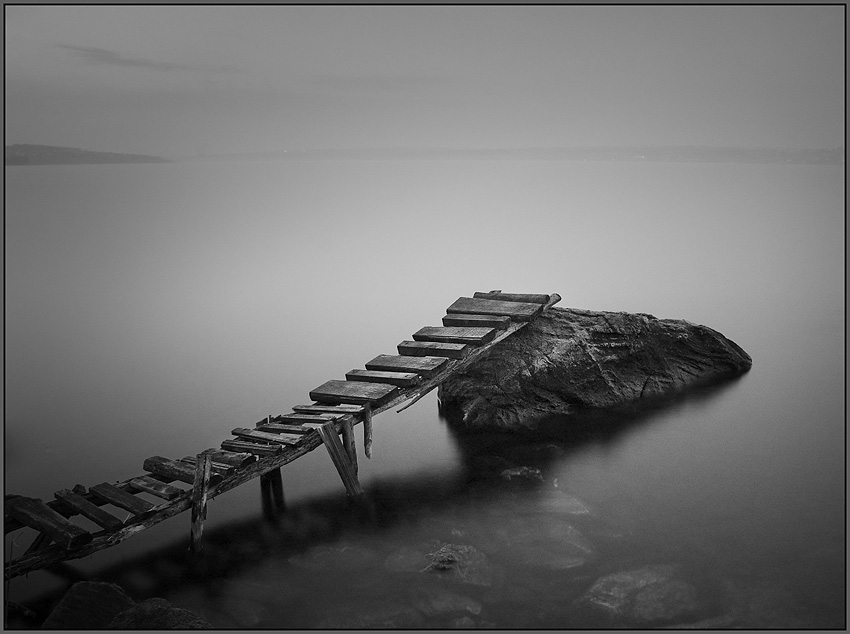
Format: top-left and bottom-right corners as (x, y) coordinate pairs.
(4, 291), (560, 579)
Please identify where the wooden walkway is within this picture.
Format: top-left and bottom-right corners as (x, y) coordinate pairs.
(4, 291), (560, 579)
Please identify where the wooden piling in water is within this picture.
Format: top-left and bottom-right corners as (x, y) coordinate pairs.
(189, 451), (212, 553)
(260, 467), (285, 522)
(362, 403), (373, 459)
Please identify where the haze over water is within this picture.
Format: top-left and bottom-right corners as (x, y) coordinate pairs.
(4, 157), (844, 627)
(4, 4), (845, 629)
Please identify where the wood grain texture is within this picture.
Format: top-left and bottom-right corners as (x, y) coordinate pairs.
(473, 291), (550, 304)
(345, 369), (420, 387)
(397, 340), (469, 359)
(54, 489), (125, 531)
(309, 380), (398, 405)
(5, 496), (93, 549)
(412, 326), (496, 345)
(89, 483), (154, 516)
(128, 476), (184, 501)
(231, 427), (302, 445)
(364, 354), (448, 377)
(446, 296), (543, 321)
(442, 314), (510, 329)
(292, 404), (365, 415)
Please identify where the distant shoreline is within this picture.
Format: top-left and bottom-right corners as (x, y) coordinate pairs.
(6, 144), (843, 166)
(5, 144), (170, 166)
(177, 146), (844, 165)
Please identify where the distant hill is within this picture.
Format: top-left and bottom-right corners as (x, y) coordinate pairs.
(5, 144), (170, 165)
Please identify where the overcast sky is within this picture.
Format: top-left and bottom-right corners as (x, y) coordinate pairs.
(5, 5), (845, 157)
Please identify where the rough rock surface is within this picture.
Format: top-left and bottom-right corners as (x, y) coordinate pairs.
(41, 581), (135, 629)
(108, 598), (213, 629)
(438, 306), (752, 430)
(40, 581), (213, 629)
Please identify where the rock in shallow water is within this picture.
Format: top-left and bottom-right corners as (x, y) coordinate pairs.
(438, 307), (752, 430)
(577, 564), (702, 626)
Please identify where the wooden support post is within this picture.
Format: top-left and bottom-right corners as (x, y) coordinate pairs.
(340, 419), (358, 476)
(362, 403), (373, 459)
(260, 468), (285, 522)
(304, 422), (363, 497)
(189, 451), (212, 553)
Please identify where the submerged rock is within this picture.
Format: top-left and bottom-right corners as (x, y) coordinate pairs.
(108, 598), (213, 629)
(41, 581), (134, 629)
(438, 306), (752, 430)
(577, 564), (701, 626)
(421, 543), (495, 587)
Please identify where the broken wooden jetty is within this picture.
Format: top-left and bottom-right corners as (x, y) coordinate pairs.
(4, 291), (560, 579)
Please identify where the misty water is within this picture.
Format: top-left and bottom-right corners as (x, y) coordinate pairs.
(5, 158), (844, 628)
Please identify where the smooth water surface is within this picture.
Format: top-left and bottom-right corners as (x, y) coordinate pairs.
(4, 159), (844, 628)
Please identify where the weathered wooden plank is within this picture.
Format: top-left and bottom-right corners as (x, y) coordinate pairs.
(364, 354), (448, 378)
(473, 291), (550, 304)
(231, 428), (302, 445)
(143, 456), (223, 486)
(179, 456), (235, 476)
(309, 380), (399, 406)
(5, 497), (93, 550)
(220, 439), (282, 456)
(292, 404), (365, 415)
(256, 422), (312, 434)
(203, 450), (258, 468)
(412, 326), (496, 346)
(129, 476), (185, 501)
(442, 313), (510, 329)
(446, 296), (543, 321)
(90, 483), (155, 516)
(54, 489), (124, 532)
(397, 340), (469, 359)
(345, 369), (420, 387)
(275, 413), (340, 424)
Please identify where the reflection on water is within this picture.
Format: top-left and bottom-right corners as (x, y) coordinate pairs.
(9, 376), (843, 629)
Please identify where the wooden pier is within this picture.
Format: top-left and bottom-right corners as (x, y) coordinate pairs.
(4, 291), (560, 579)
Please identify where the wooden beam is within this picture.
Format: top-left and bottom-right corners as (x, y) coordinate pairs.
(189, 452), (212, 553)
(397, 340), (469, 359)
(364, 354), (448, 378)
(412, 326), (496, 345)
(220, 439), (282, 456)
(362, 403), (373, 459)
(274, 413), (341, 424)
(309, 380), (398, 406)
(256, 422), (311, 434)
(231, 427), (302, 445)
(128, 476), (185, 501)
(446, 296), (543, 321)
(303, 423), (362, 496)
(5, 497), (92, 550)
(90, 483), (154, 516)
(292, 404), (365, 415)
(442, 313), (510, 329)
(345, 369), (420, 387)
(54, 490), (124, 532)
(340, 419), (357, 476)
(473, 291), (550, 304)
(143, 456), (203, 485)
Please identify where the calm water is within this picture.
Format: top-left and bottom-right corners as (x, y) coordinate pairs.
(4, 159), (845, 628)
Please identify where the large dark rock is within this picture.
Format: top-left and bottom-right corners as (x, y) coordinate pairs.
(438, 307), (752, 430)
(41, 581), (134, 629)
